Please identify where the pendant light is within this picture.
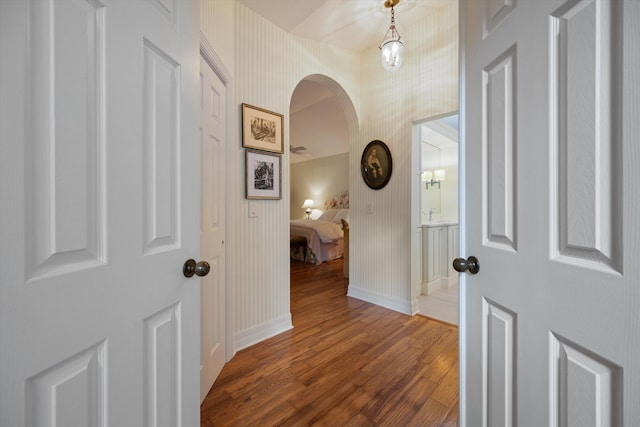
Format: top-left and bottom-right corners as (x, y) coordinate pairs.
(379, 0), (403, 72)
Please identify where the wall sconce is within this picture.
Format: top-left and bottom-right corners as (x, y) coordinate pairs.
(422, 169), (445, 189)
(379, 0), (403, 72)
(301, 199), (315, 219)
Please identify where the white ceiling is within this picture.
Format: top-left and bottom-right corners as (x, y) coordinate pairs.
(237, 0), (450, 52)
(238, 0), (452, 163)
(289, 80), (350, 163)
(422, 114), (458, 149)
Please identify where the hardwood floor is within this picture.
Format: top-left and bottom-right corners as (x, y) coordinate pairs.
(201, 259), (459, 426)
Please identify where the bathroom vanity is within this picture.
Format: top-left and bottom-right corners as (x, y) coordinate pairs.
(421, 221), (458, 295)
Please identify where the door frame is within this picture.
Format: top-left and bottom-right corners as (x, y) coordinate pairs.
(457, 1), (468, 425)
(410, 111), (460, 316)
(200, 35), (235, 362)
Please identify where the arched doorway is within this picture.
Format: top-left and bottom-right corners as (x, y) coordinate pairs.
(288, 75), (358, 273)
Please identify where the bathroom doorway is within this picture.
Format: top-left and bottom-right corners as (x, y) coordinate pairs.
(415, 112), (459, 324)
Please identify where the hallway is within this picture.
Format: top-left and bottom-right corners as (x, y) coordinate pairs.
(201, 259), (459, 426)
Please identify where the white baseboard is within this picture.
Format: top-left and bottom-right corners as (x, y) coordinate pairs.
(347, 285), (413, 315)
(448, 274), (459, 289)
(422, 274), (459, 296)
(422, 280), (437, 295)
(233, 313), (293, 351)
(411, 296), (420, 315)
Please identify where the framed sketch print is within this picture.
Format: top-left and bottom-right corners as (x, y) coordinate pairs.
(242, 103), (284, 153)
(360, 140), (392, 190)
(246, 149), (282, 199)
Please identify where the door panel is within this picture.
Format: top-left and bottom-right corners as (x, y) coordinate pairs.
(0, 1), (200, 425)
(549, 333), (622, 426)
(461, 0), (638, 425)
(483, 299), (515, 427)
(142, 41), (182, 254)
(551, 0), (621, 270)
(25, 341), (107, 427)
(144, 303), (184, 427)
(26, 0), (105, 279)
(483, 45), (517, 251)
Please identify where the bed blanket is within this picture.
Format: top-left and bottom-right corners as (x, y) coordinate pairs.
(289, 219), (343, 243)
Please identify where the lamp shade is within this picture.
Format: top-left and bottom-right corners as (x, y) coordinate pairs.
(421, 170), (433, 182)
(434, 169), (446, 181)
(301, 199), (315, 210)
(381, 39), (403, 72)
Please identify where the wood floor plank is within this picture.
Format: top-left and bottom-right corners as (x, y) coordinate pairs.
(201, 259), (459, 426)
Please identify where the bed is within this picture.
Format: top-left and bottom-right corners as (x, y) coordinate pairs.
(290, 191), (349, 264)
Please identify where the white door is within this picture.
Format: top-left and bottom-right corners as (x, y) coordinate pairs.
(199, 54), (227, 402)
(0, 1), (201, 425)
(460, 0), (640, 425)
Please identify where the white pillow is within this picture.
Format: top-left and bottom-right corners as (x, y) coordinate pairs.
(318, 209), (339, 222)
(332, 209), (350, 224)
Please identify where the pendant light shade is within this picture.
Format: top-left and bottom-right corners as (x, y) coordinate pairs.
(380, 39), (403, 71)
(379, 0), (403, 72)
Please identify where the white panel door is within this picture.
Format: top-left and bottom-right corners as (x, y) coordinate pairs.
(0, 1), (200, 426)
(199, 54), (227, 402)
(461, 0), (640, 425)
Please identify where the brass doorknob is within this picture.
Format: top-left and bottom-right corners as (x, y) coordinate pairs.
(183, 259), (211, 277)
(453, 256), (480, 275)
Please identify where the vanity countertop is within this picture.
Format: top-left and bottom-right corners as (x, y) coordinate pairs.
(421, 220), (458, 227)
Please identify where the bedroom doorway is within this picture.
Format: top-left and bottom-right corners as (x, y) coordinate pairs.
(288, 75), (357, 271)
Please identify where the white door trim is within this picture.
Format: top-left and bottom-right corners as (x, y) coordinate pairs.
(457, 1), (468, 425)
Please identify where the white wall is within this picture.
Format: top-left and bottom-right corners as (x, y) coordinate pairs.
(201, 1), (235, 76)
(349, 3), (459, 313)
(440, 146), (459, 221)
(200, 0), (457, 350)
(290, 153), (349, 220)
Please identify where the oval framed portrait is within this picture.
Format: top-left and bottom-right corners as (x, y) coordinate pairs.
(360, 140), (392, 190)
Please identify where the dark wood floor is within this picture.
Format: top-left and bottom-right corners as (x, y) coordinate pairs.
(201, 259), (459, 426)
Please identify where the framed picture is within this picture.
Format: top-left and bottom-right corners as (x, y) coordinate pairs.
(242, 103), (284, 153)
(361, 140), (392, 190)
(245, 149), (282, 199)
